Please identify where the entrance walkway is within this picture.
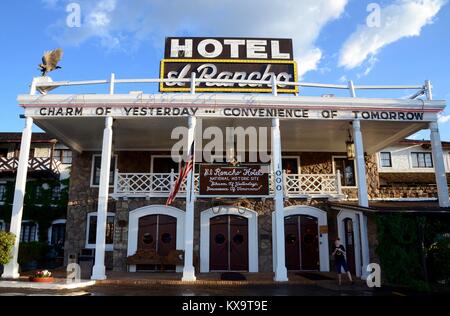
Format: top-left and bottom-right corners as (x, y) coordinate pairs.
(96, 271), (350, 287)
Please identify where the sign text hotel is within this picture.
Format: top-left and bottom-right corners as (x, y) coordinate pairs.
(160, 37), (298, 94)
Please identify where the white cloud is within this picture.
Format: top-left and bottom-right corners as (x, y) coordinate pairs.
(339, 0), (446, 69)
(356, 56), (379, 79)
(438, 113), (450, 124)
(47, 0), (348, 78)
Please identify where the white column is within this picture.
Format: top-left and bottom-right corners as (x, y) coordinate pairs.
(353, 120), (368, 207)
(2, 117), (33, 279)
(91, 117), (114, 280)
(357, 212), (370, 279)
(182, 116), (197, 281)
(430, 121), (450, 207)
(272, 118), (288, 282)
(353, 119), (370, 279)
(226, 128), (235, 163)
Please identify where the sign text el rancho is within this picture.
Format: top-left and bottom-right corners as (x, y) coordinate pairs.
(160, 37), (298, 93)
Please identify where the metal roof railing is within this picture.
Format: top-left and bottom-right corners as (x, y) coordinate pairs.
(30, 73), (433, 101)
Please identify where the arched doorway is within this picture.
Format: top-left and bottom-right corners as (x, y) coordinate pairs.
(337, 210), (362, 277)
(284, 215), (319, 271)
(200, 206), (258, 273)
(128, 205), (185, 272)
(137, 214), (177, 270)
(273, 206), (330, 272)
(209, 215), (249, 271)
(343, 218), (356, 275)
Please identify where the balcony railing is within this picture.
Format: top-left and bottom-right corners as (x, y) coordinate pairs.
(0, 157), (62, 174)
(113, 169), (343, 199)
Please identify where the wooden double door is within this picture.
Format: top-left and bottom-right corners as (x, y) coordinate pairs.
(284, 215), (320, 271)
(210, 215), (249, 271)
(137, 214), (177, 270)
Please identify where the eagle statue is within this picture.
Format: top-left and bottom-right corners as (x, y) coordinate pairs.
(39, 48), (63, 76)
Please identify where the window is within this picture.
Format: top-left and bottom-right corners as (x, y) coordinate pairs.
(20, 221), (38, 242)
(35, 186), (42, 199)
(0, 184), (6, 201)
(48, 220), (66, 246)
(282, 157), (300, 174)
(0, 220), (4, 231)
(54, 149), (72, 164)
(411, 152), (433, 168)
(52, 186), (61, 200)
(0, 148), (8, 158)
(91, 155), (117, 186)
(86, 213), (115, 251)
(380, 152), (392, 168)
(333, 157), (356, 187)
(151, 156), (180, 173)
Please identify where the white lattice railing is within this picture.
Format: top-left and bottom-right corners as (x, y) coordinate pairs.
(114, 169), (342, 198)
(283, 173), (340, 195)
(114, 171), (200, 196)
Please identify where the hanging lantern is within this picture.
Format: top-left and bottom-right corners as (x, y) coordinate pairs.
(346, 129), (355, 160)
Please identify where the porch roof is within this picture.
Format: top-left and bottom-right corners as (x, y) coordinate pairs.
(17, 92), (445, 154)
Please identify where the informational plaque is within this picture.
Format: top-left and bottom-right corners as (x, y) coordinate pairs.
(199, 164), (270, 196)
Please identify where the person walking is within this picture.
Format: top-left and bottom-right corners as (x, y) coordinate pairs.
(332, 238), (354, 285)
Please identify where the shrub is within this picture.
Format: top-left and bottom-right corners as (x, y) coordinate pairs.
(428, 237), (450, 285)
(0, 231), (16, 265)
(18, 242), (50, 265)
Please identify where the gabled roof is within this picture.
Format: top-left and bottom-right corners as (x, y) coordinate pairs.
(0, 132), (58, 143)
(400, 139), (450, 149)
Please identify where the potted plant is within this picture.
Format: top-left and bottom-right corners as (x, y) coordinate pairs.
(29, 270), (54, 283)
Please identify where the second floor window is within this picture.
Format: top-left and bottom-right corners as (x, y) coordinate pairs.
(91, 155), (116, 186)
(380, 152), (392, 168)
(334, 157), (356, 187)
(54, 149), (72, 164)
(411, 152), (433, 168)
(0, 148), (8, 158)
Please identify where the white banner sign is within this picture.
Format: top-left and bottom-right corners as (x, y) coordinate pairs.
(25, 106), (434, 122)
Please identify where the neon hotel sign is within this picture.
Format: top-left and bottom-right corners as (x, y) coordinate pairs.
(159, 37), (298, 93)
(30, 37), (430, 122)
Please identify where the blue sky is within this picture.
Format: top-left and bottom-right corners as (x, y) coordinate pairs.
(0, 0), (449, 140)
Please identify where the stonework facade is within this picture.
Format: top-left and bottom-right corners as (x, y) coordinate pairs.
(64, 150), (434, 273)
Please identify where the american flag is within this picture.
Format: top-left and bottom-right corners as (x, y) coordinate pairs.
(166, 142), (195, 206)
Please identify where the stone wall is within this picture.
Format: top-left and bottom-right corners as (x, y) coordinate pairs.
(64, 150), (439, 275)
(65, 151), (114, 268)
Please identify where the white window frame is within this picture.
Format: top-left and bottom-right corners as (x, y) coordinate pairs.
(150, 155), (181, 174)
(85, 212), (115, 251)
(332, 155), (358, 188)
(410, 151), (433, 169)
(90, 154), (118, 188)
(54, 149), (73, 165)
(47, 219), (66, 245)
(281, 156), (301, 174)
(379, 152), (392, 168)
(20, 220), (39, 243)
